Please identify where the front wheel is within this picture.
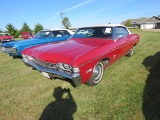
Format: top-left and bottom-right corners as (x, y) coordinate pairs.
(86, 62), (104, 86)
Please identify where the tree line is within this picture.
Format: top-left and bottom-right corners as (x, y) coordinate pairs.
(0, 16), (72, 38)
(0, 22), (44, 38)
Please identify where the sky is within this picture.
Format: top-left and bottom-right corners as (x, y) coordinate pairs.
(0, 0), (160, 31)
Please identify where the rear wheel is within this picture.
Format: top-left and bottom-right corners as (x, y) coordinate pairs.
(86, 62), (104, 86)
(126, 47), (134, 57)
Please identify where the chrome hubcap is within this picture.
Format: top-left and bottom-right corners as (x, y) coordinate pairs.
(130, 49), (133, 55)
(93, 63), (103, 83)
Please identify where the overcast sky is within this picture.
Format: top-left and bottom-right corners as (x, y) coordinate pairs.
(0, 0), (160, 30)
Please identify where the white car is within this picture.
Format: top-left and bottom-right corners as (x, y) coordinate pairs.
(50, 28), (74, 36)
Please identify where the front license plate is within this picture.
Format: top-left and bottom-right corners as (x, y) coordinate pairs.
(41, 72), (50, 78)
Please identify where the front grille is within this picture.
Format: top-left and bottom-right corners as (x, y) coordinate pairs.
(1, 47), (14, 53)
(32, 58), (72, 75)
(3, 38), (12, 40)
(33, 59), (57, 69)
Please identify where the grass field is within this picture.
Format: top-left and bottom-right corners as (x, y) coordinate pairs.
(0, 29), (160, 120)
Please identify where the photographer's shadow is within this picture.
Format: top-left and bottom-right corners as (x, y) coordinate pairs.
(39, 86), (77, 120)
(142, 52), (160, 119)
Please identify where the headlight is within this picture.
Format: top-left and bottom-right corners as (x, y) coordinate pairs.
(12, 47), (17, 54)
(58, 63), (63, 68)
(22, 54), (34, 62)
(58, 63), (80, 72)
(73, 67), (80, 73)
(58, 63), (72, 72)
(26, 55), (34, 61)
(22, 54), (26, 58)
(22, 54), (29, 63)
(63, 64), (72, 70)
(17, 48), (20, 53)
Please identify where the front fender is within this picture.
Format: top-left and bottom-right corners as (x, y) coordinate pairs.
(79, 55), (109, 83)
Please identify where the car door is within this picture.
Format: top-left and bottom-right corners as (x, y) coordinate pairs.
(112, 27), (131, 58)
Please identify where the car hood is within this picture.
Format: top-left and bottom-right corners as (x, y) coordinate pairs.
(24, 38), (114, 66)
(1, 38), (48, 47)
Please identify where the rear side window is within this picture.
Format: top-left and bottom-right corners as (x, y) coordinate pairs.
(113, 27), (129, 39)
(59, 30), (70, 36)
(52, 31), (63, 37)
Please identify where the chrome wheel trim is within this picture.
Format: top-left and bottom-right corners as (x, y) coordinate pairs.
(92, 62), (103, 83)
(130, 48), (133, 55)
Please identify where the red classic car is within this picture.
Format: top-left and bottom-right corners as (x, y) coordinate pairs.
(0, 33), (14, 43)
(22, 25), (140, 87)
(22, 32), (34, 39)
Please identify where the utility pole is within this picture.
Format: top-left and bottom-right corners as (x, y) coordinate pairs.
(60, 12), (65, 28)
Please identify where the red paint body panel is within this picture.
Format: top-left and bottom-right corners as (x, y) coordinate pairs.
(22, 32), (34, 39)
(23, 34), (140, 83)
(23, 38), (114, 65)
(22, 32), (140, 83)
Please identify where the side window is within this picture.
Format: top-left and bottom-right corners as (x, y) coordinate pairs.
(102, 28), (112, 39)
(74, 29), (89, 38)
(52, 31), (63, 37)
(59, 30), (70, 36)
(114, 27), (129, 39)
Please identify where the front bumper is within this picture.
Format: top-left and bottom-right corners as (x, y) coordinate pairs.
(2, 40), (15, 43)
(22, 59), (82, 87)
(1, 46), (19, 56)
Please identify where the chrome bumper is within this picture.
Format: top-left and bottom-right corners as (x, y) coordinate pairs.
(1, 47), (17, 54)
(23, 60), (82, 87)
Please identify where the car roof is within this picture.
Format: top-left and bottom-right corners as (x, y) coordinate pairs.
(42, 28), (70, 31)
(79, 24), (132, 34)
(42, 28), (74, 34)
(80, 24), (125, 28)
(50, 28), (70, 31)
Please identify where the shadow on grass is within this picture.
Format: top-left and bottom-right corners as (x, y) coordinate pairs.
(142, 52), (160, 120)
(13, 56), (22, 59)
(39, 86), (77, 120)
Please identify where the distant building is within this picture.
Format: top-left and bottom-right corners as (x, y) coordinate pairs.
(121, 16), (160, 29)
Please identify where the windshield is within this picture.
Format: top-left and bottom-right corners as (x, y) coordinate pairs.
(72, 27), (112, 39)
(34, 31), (53, 38)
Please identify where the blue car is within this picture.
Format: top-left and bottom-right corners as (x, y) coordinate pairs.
(1, 29), (73, 58)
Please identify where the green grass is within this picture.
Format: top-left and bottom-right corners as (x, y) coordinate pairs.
(14, 37), (22, 40)
(0, 29), (160, 120)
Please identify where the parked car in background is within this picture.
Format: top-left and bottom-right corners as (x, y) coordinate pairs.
(52, 28), (74, 35)
(22, 24), (140, 87)
(1, 29), (73, 58)
(0, 33), (14, 43)
(22, 32), (34, 39)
